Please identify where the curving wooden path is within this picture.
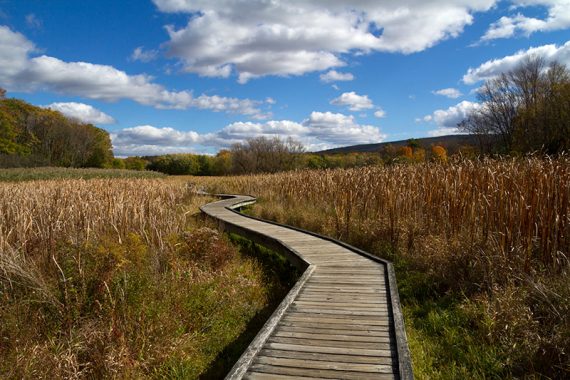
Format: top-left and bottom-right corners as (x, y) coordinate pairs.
(201, 195), (413, 380)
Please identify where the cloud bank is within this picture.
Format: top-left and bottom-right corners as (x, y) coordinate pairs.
(464, 40), (570, 84)
(112, 111), (387, 156)
(154, 0), (496, 82)
(481, 1), (570, 41)
(0, 26), (265, 118)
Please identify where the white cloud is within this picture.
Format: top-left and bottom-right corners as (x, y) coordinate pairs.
(112, 111), (386, 155)
(0, 26), (265, 118)
(265, 97), (276, 104)
(432, 87), (463, 98)
(303, 111), (386, 146)
(43, 102), (116, 125)
(131, 46), (158, 62)
(0, 26), (35, 84)
(113, 125), (200, 146)
(320, 70), (354, 83)
(463, 40), (570, 84)
(428, 127), (465, 137)
(331, 91), (374, 111)
(374, 108), (387, 118)
(423, 100), (481, 135)
(481, 1), (570, 41)
(154, 0), (497, 81)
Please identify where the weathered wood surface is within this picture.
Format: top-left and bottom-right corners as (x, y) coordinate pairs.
(201, 195), (413, 380)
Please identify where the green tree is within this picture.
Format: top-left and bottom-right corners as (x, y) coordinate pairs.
(147, 154), (200, 175)
(124, 157), (148, 171)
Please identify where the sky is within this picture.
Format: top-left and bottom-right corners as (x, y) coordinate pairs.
(0, 0), (569, 156)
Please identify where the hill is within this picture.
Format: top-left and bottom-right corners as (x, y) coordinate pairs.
(318, 134), (479, 154)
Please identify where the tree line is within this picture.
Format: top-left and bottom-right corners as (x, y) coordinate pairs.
(0, 90), (113, 168)
(129, 136), (456, 176)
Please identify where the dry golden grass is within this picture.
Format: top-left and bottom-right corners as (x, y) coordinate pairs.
(193, 157), (569, 278)
(190, 156), (570, 378)
(0, 178), (270, 378)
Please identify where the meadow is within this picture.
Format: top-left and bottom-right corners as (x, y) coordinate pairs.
(0, 177), (280, 378)
(193, 156), (570, 379)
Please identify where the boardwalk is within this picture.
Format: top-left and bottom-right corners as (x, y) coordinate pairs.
(201, 195), (413, 380)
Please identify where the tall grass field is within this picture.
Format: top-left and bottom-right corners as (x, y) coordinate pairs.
(0, 178), (275, 378)
(193, 157), (570, 379)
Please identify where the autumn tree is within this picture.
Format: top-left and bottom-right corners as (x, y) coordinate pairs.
(231, 136), (305, 174)
(431, 145), (448, 162)
(212, 150), (232, 175)
(461, 57), (570, 154)
(0, 95), (113, 168)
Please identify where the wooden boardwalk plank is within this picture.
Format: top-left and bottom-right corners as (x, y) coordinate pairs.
(273, 330), (392, 343)
(200, 195), (412, 380)
(249, 363), (396, 380)
(254, 356), (394, 373)
(276, 326), (391, 337)
(259, 349), (395, 365)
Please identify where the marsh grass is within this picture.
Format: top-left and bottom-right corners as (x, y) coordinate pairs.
(0, 166), (164, 182)
(0, 179), (271, 378)
(191, 157), (570, 378)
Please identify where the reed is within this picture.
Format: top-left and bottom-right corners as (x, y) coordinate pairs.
(195, 157), (569, 279)
(191, 156), (570, 377)
(0, 178), (269, 378)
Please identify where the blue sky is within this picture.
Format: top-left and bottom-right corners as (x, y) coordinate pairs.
(1, 0), (569, 155)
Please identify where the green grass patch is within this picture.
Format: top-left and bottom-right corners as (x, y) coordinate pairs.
(199, 233), (299, 378)
(0, 166), (165, 181)
(402, 297), (507, 379)
(390, 256), (508, 379)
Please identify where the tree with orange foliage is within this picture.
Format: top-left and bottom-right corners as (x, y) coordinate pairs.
(399, 146), (413, 159)
(431, 145), (448, 162)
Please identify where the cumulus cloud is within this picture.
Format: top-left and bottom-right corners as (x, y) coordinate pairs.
(463, 40), (570, 84)
(423, 100), (480, 136)
(320, 70), (354, 83)
(0, 26), (265, 117)
(112, 111), (387, 155)
(432, 87), (463, 98)
(154, 0), (496, 81)
(331, 91), (374, 111)
(131, 46), (158, 62)
(43, 102), (116, 125)
(481, 1), (570, 41)
(303, 111), (387, 146)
